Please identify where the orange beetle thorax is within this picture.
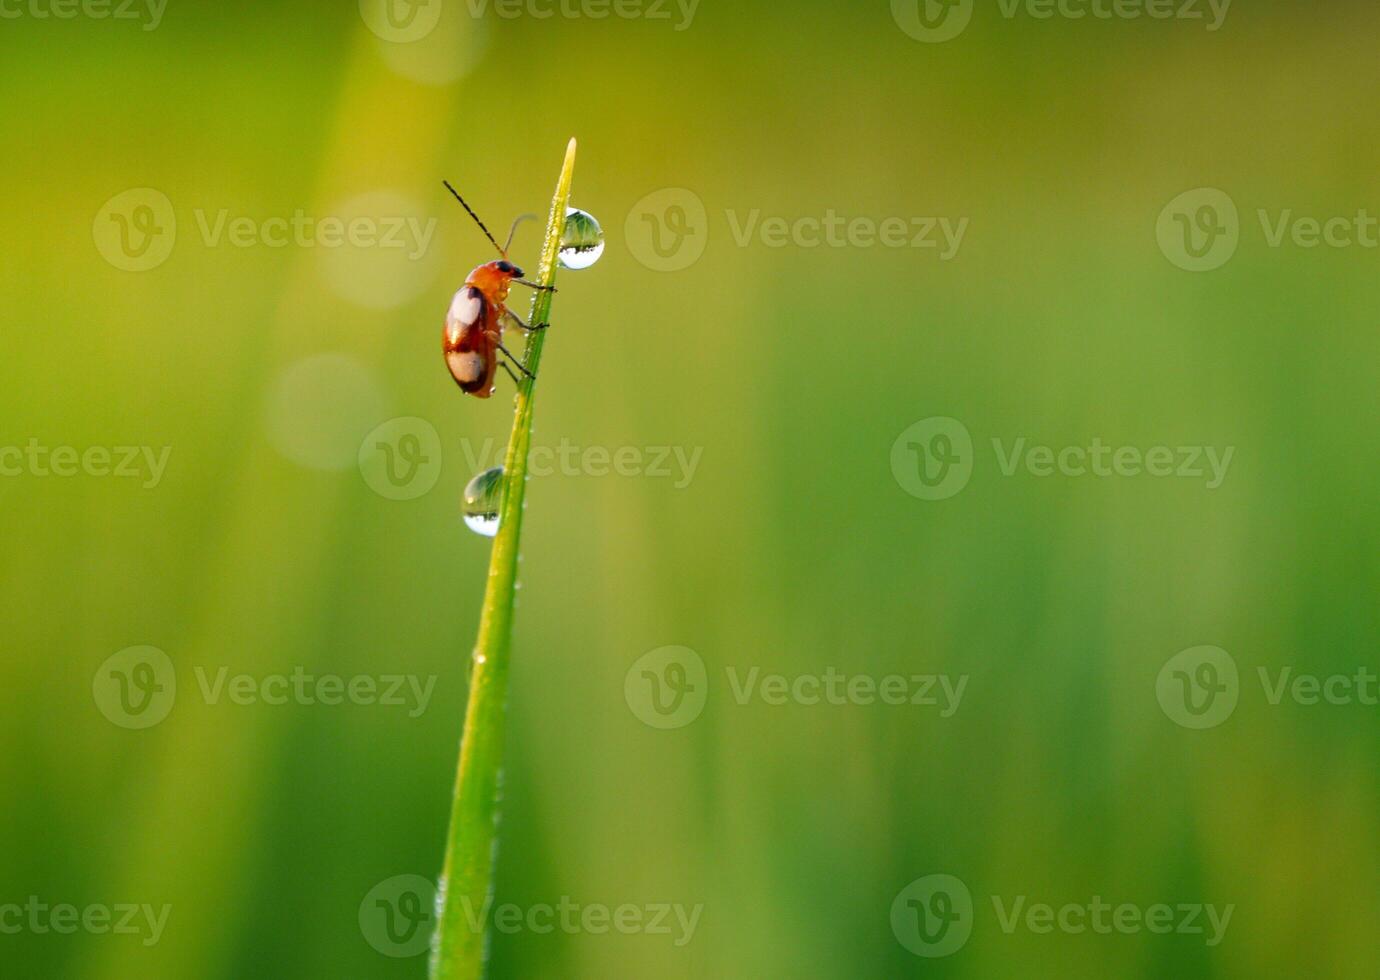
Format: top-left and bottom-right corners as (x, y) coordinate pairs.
(465, 261), (519, 308)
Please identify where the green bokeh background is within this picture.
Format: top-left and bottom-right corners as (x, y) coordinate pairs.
(2, 0), (1378, 977)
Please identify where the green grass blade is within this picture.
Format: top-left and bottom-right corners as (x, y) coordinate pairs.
(429, 138), (577, 980)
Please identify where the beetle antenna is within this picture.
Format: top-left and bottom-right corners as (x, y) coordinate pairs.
(505, 213), (537, 254)
(442, 180), (507, 259)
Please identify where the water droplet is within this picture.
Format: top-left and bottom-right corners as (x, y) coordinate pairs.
(462, 466), (504, 537)
(558, 207), (604, 270)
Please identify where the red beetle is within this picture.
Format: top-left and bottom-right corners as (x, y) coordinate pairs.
(441, 180), (554, 398)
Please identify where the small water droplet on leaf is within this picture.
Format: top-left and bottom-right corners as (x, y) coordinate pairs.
(558, 207), (604, 270)
(462, 466), (504, 537)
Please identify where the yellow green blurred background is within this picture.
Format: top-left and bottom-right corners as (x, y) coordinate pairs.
(2, 0), (1378, 976)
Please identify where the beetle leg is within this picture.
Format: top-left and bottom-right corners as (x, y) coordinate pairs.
(498, 360), (524, 387)
(495, 342), (535, 378)
(504, 309), (549, 332)
(513, 278), (556, 292)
